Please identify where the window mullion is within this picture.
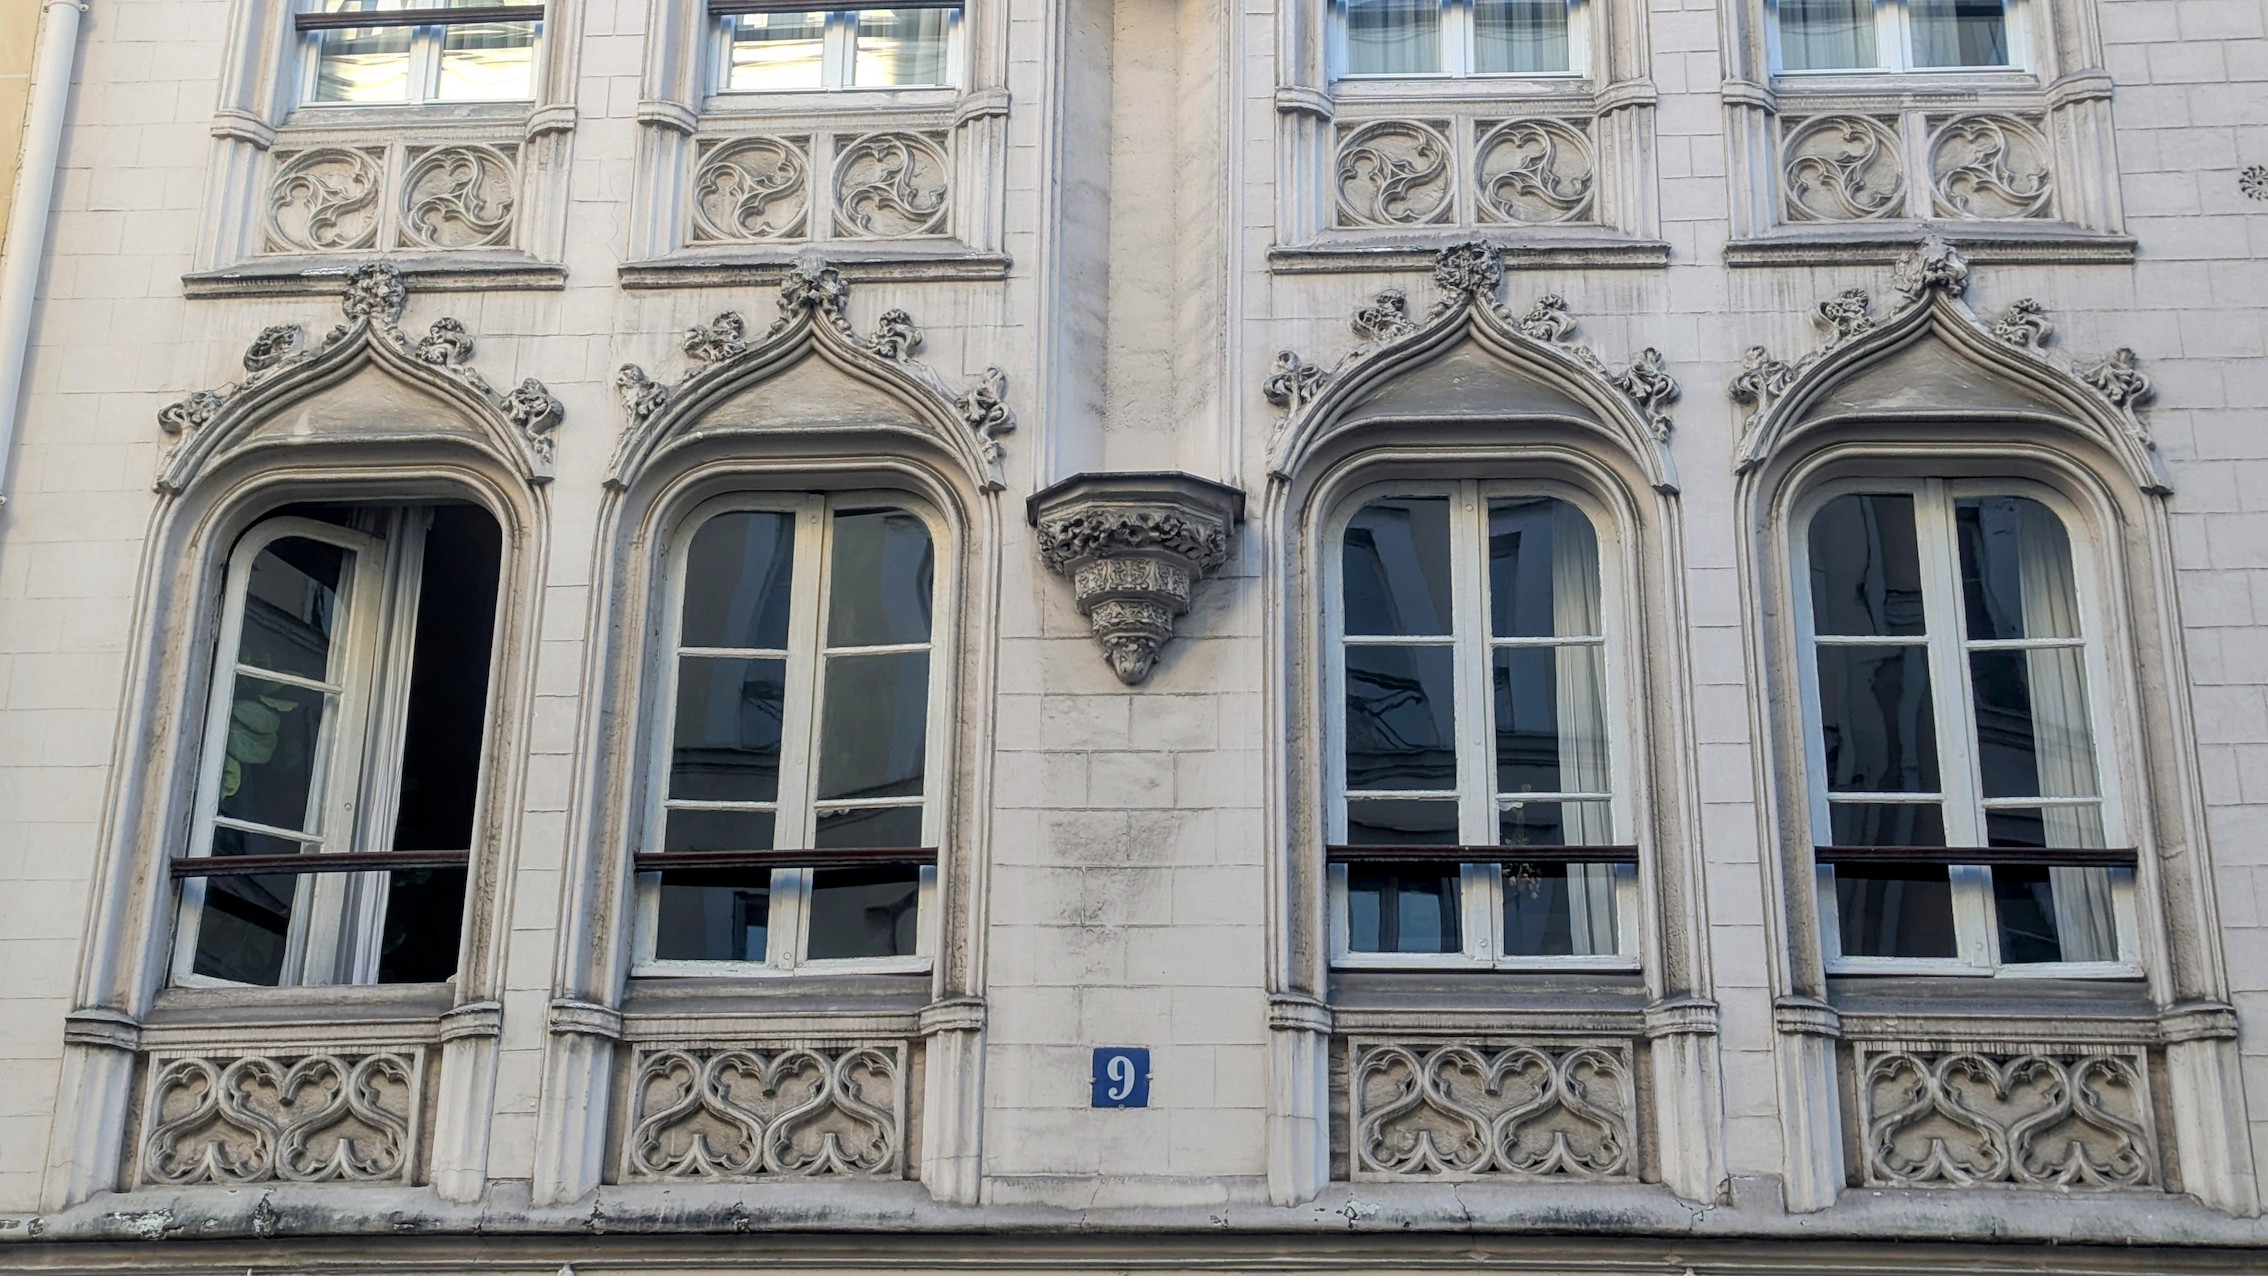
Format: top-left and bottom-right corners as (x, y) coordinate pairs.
(768, 496), (832, 972)
(1882, 0), (1910, 72)
(1452, 482), (1495, 960)
(1445, 0), (1468, 78)
(828, 10), (855, 90)
(1917, 481), (1995, 966)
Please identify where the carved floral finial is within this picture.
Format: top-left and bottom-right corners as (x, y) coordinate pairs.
(1514, 294), (1576, 344)
(2079, 347), (2153, 411)
(1262, 350), (1326, 409)
(1613, 348), (1679, 443)
(1991, 298), (2053, 351)
(243, 325), (301, 373)
(684, 312), (750, 364)
(340, 262), (408, 327)
(1890, 233), (1969, 300)
(956, 366), (1014, 465)
(1431, 240), (1504, 298)
(774, 252), (853, 335)
(615, 364), (671, 421)
(1815, 288), (1875, 342)
(415, 317), (474, 367)
(870, 308), (922, 361)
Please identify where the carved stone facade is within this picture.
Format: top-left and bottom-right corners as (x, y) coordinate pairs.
(621, 1043), (907, 1181)
(139, 1049), (425, 1187)
(1346, 1039), (1637, 1182)
(1852, 1044), (2156, 1190)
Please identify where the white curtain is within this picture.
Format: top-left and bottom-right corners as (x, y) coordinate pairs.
(1551, 502), (1618, 955)
(1343, 0), (1441, 75)
(1777, 0), (1877, 71)
(2014, 500), (2117, 962)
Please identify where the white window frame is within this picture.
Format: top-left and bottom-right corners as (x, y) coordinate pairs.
(1792, 477), (2140, 979)
(1328, 0), (1590, 82)
(1766, 0), (2031, 76)
(633, 491), (947, 979)
(173, 511), (449, 989)
(709, 5), (965, 96)
(295, 2), (546, 109)
(1323, 478), (1639, 973)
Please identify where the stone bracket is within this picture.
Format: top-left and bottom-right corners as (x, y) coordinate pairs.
(1028, 471), (1246, 684)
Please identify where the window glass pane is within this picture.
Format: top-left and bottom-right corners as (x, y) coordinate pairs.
(1344, 645), (1457, 790)
(1347, 864), (1462, 952)
(214, 677), (332, 836)
(1809, 494), (1925, 637)
(376, 865), (467, 983)
(1985, 803), (2104, 849)
(681, 510), (796, 650)
(1911, 0), (2008, 67)
(191, 867), (301, 986)
(1343, 0), (1441, 74)
(1488, 498), (1599, 638)
(237, 537), (348, 682)
(1827, 800), (1947, 846)
(1956, 496), (2079, 641)
(723, 12), (827, 91)
(1503, 862), (1626, 956)
(1992, 864), (2119, 963)
(670, 656), (785, 803)
(312, 25), (413, 102)
(816, 650), (931, 801)
(1971, 648), (2099, 801)
(1815, 644), (1939, 793)
(1498, 798), (1612, 846)
(1777, 0), (1877, 70)
(1832, 864), (1957, 958)
(655, 868), (771, 962)
(662, 806), (775, 854)
(815, 804), (924, 848)
(1344, 797), (1459, 844)
(1492, 646), (1608, 798)
(1473, 0), (1569, 73)
(391, 505), (499, 853)
(807, 866), (920, 958)
(827, 508), (933, 647)
(1344, 496), (1454, 636)
(853, 8), (953, 86)
(438, 20), (538, 101)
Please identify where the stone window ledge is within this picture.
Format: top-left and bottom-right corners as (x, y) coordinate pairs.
(1271, 233), (1670, 274)
(619, 245), (1012, 289)
(183, 253), (567, 298)
(1726, 223), (2135, 267)
(618, 973), (933, 1038)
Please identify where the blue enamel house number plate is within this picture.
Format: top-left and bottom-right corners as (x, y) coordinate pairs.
(1091, 1046), (1150, 1108)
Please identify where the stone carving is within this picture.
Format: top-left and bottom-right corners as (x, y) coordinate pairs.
(1474, 118), (1596, 225)
(833, 133), (950, 237)
(1031, 473), (1244, 684)
(1991, 297), (2053, 350)
(156, 263), (563, 485)
(2244, 165), (2268, 202)
(610, 255), (1015, 491)
(623, 1043), (905, 1179)
(399, 145), (517, 250)
(692, 136), (810, 242)
(1782, 115), (1906, 222)
(1891, 231), (1970, 299)
(2078, 347), (2153, 409)
(1334, 120), (1454, 228)
(1348, 1040), (1636, 1181)
(267, 147), (385, 253)
(139, 1050), (419, 1186)
(1929, 114), (2054, 220)
(1855, 1045), (2157, 1189)
(1263, 242), (1679, 442)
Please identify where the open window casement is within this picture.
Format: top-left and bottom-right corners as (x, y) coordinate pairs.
(632, 492), (945, 977)
(172, 505), (501, 989)
(1795, 479), (2140, 977)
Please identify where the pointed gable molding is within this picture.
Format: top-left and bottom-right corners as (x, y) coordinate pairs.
(154, 263), (563, 494)
(607, 254), (1016, 495)
(1728, 234), (2168, 495)
(1262, 240), (1682, 493)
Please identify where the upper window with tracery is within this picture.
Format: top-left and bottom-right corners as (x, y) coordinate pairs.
(1326, 482), (1637, 970)
(1796, 481), (2136, 976)
(1332, 0), (1587, 79)
(297, 0), (543, 106)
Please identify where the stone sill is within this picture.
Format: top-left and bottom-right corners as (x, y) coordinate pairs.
(183, 254), (567, 298)
(1726, 224), (2137, 267)
(620, 246), (1012, 289)
(1270, 235), (1671, 273)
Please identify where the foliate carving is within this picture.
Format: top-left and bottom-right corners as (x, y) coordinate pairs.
(615, 364), (671, 421)
(683, 311), (751, 364)
(833, 133), (950, 238)
(1431, 238), (1504, 299)
(1030, 474), (1243, 685)
(2244, 165), (2268, 202)
(267, 147), (384, 252)
(871, 309), (922, 361)
(1929, 114), (2054, 220)
(1349, 1040), (1636, 1181)
(1262, 350), (1327, 410)
(1351, 289), (1416, 344)
(623, 1043), (905, 1180)
(139, 1050), (420, 1186)
(399, 145), (517, 250)
(155, 263), (562, 484)
(2079, 347), (2153, 409)
(1855, 1045), (2157, 1190)
(1782, 115), (1906, 222)
(1514, 293), (1577, 343)
(775, 254), (857, 337)
(1474, 118), (1596, 225)
(1890, 231), (1971, 300)
(1334, 120), (1454, 228)
(1991, 297), (2053, 350)
(956, 365), (1015, 478)
(1729, 285), (1882, 422)
(1613, 348), (1679, 443)
(692, 136), (810, 242)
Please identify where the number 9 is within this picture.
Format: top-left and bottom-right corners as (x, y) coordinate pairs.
(1106, 1054), (1135, 1101)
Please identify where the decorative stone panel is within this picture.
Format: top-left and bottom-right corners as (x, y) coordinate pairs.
(399, 144), (521, 249)
(265, 141), (522, 256)
(267, 147), (385, 252)
(1780, 114), (1906, 223)
(681, 129), (953, 248)
(621, 1042), (907, 1180)
(1333, 120), (1454, 228)
(691, 135), (813, 242)
(138, 1047), (426, 1186)
(1347, 1038), (1637, 1182)
(1473, 118), (1596, 226)
(1927, 113), (2055, 221)
(832, 132), (952, 238)
(1029, 471), (1246, 684)
(1328, 116), (1601, 231)
(1852, 1043), (2158, 1190)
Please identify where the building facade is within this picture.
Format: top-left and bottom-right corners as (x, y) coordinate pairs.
(0, 0), (2266, 1271)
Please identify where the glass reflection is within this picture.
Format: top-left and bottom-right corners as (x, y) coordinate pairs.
(816, 651), (930, 801)
(826, 508), (933, 647)
(807, 866), (920, 958)
(1832, 864), (1957, 958)
(438, 20), (537, 100)
(724, 11), (827, 90)
(1473, 0), (1569, 73)
(1815, 645), (1939, 793)
(1343, 497), (1454, 635)
(215, 677), (331, 835)
(656, 868), (771, 962)
(1347, 864), (1461, 952)
(1777, 0), (1876, 70)
(1343, 0), (1441, 74)
(1343, 645), (1457, 790)
(681, 510), (795, 650)
(853, 8), (953, 85)
(670, 657), (785, 803)
(1911, 0), (2008, 67)
(1809, 494), (1925, 637)
(238, 537), (345, 681)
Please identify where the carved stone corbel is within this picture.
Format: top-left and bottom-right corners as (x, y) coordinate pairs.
(1029, 472), (1246, 685)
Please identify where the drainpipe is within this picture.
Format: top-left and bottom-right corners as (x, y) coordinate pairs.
(0, 0), (86, 505)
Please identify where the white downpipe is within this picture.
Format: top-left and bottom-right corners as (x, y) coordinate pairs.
(0, 0), (86, 505)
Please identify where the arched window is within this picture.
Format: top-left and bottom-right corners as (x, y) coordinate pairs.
(633, 493), (943, 975)
(1793, 480), (2134, 974)
(1326, 480), (1636, 968)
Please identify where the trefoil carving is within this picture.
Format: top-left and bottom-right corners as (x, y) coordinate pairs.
(623, 1043), (906, 1180)
(139, 1049), (422, 1186)
(1855, 1045), (2157, 1190)
(1348, 1039), (1637, 1182)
